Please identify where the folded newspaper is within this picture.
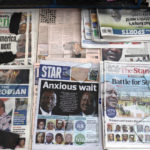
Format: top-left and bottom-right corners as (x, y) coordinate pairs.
(0, 9), (39, 65)
(81, 9), (145, 48)
(97, 9), (150, 38)
(32, 60), (102, 150)
(103, 61), (150, 149)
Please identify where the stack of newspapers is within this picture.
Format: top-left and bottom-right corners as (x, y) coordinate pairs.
(82, 9), (150, 47)
(0, 8), (150, 150)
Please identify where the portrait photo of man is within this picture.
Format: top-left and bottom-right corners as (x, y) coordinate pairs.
(129, 135), (135, 142)
(122, 134), (128, 142)
(46, 120), (55, 130)
(115, 134), (121, 141)
(45, 133), (54, 144)
(115, 125), (121, 132)
(108, 134), (114, 141)
(56, 120), (64, 131)
(39, 90), (57, 115)
(102, 48), (123, 61)
(15, 98), (27, 111)
(79, 92), (97, 116)
(122, 125), (128, 132)
(64, 133), (73, 145)
(105, 82), (118, 109)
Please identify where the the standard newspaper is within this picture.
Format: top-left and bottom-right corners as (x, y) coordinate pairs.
(103, 61), (150, 149)
(0, 9), (39, 65)
(0, 65), (33, 149)
(32, 60), (102, 150)
(97, 9), (150, 37)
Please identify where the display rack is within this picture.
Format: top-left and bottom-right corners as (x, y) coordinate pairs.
(0, 0), (147, 9)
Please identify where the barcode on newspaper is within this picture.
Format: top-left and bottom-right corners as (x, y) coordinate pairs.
(40, 9), (56, 24)
(101, 27), (113, 35)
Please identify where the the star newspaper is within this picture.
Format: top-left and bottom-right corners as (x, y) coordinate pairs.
(0, 9), (39, 65)
(32, 60), (102, 150)
(0, 65), (33, 149)
(97, 9), (150, 39)
(103, 61), (150, 149)
(81, 9), (145, 48)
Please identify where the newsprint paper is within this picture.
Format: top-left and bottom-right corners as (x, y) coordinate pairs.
(103, 61), (150, 149)
(0, 65), (33, 149)
(37, 8), (101, 61)
(0, 9), (39, 65)
(97, 9), (150, 38)
(32, 60), (102, 150)
(81, 9), (144, 49)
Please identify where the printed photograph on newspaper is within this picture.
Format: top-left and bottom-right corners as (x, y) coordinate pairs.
(0, 9), (39, 65)
(101, 43), (150, 62)
(0, 65), (33, 149)
(103, 61), (150, 149)
(32, 61), (101, 150)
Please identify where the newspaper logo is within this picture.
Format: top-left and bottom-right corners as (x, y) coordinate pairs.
(106, 64), (121, 73)
(39, 64), (70, 80)
(40, 9), (56, 24)
(75, 134), (85, 145)
(106, 107), (116, 118)
(75, 121), (86, 131)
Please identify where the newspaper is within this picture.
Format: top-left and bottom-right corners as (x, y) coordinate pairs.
(83, 9), (92, 40)
(0, 9), (39, 65)
(32, 60), (102, 150)
(101, 43), (150, 62)
(37, 8), (101, 61)
(81, 9), (144, 48)
(97, 9), (150, 38)
(0, 65), (33, 149)
(103, 61), (150, 149)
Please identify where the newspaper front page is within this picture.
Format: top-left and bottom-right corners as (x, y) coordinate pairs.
(0, 65), (33, 149)
(32, 60), (102, 150)
(103, 61), (150, 149)
(0, 9), (39, 65)
(97, 9), (150, 38)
